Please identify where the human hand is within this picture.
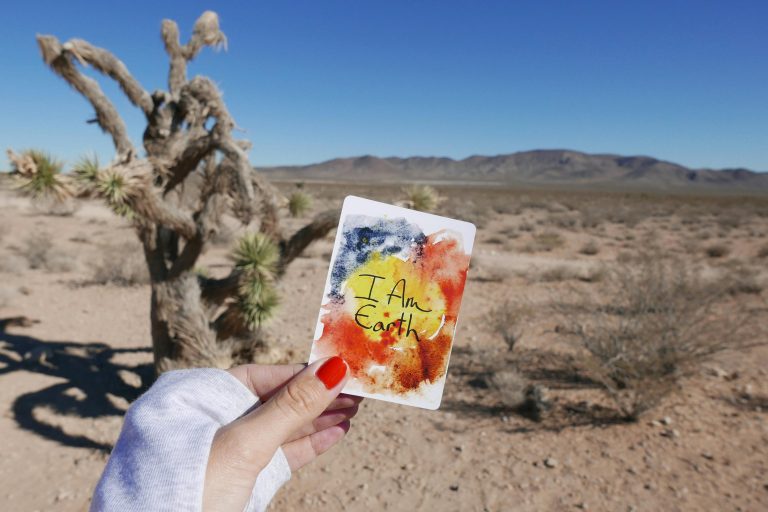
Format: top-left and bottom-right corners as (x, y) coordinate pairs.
(203, 357), (360, 511)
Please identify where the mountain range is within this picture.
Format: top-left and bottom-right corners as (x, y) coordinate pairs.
(259, 149), (768, 192)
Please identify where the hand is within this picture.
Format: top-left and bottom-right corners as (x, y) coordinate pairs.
(203, 357), (360, 511)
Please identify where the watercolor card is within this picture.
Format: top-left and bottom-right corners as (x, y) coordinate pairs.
(308, 196), (476, 409)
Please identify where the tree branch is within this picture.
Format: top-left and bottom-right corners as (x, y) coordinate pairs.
(37, 35), (135, 160)
(161, 11), (227, 97)
(62, 39), (153, 116)
(278, 209), (339, 272)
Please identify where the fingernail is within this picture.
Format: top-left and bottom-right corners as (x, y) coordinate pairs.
(316, 356), (347, 390)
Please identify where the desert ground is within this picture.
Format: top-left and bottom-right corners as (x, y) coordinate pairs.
(1, 180), (767, 511)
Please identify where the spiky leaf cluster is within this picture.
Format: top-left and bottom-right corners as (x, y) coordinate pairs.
(403, 184), (441, 212)
(72, 154), (101, 189)
(9, 149), (73, 202)
(287, 190), (313, 218)
(232, 233), (280, 329)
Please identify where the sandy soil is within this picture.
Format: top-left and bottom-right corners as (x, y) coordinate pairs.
(1, 184), (767, 511)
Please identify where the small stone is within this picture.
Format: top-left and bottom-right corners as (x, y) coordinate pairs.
(705, 366), (728, 378)
(449, 484), (459, 492)
(544, 457), (558, 468)
(661, 416), (673, 426)
(660, 428), (679, 439)
(701, 452), (714, 460)
(576, 502), (589, 510)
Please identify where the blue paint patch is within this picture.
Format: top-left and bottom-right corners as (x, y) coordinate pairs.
(329, 215), (425, 300)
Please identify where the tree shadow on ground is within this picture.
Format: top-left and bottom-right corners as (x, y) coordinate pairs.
(0, 321), (152, 453)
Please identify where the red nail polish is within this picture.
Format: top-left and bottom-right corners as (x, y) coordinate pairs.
(316, 356), (347, 389)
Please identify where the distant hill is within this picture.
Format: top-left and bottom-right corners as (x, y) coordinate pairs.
(258, 149), (768, 192)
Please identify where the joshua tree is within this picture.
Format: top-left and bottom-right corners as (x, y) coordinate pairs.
(21, 11), (338, 372)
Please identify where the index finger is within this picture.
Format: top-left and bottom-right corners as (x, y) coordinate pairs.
(228, 363), (363, 408)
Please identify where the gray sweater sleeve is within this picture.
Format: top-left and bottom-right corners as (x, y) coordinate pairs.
(91, 369), (291, 512)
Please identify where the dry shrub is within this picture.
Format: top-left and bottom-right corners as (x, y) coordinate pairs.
(538, 265), (577, 283)
(523, 231), (565, 253)
(577, 266), (606, 283)
(547, 213), (578, 229)
(488, 368), (551, 419)
(442, 200), (491, 229)
(490, 369), (528, 408)
(757, 245), (768, 259)
(579, 208), (602, 229)
(484, 236), (506, 245)
(705, 244), (730, 258)
(92, 242), (150, 286)
(579, 240), (599, 256)
(19, 233), (76, 272)
(486, 301), (527, 350)
(21, 233), (52, 269)
(720, 265), (763, 296)
(470, 256), (509, 283)
(557, 255), (759, 420)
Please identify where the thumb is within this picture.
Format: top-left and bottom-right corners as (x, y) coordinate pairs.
(241, 356), (349, 453)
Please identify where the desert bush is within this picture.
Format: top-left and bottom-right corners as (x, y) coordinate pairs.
(21, 233), (53, 269)
(705, 244), (730, 258)
(556, 255), (758, 420)
(720, 265), (763, 296)
(579, 208), (602, 229)
(470, 256), (509, 283)
(605, 207), (641, 228)
(547, 213), (578, 229)
(538, 265), (577, 282)
(577, 266), (607, 283)
(490, 369), (528, 408)
(287, 190), (313, 217)
(488, 368), (550, 420)
(484, 236), (506, 245)
(20, 233), (76, 272)
(91, 242), (150, 286)
(579, 240), (599, 256)
(518, 221), (535, 232)
(402, 185), (441, 212)
(487, 301), (527, 350)
(523, 231), (565, 252)
(441, 200), (491, 229)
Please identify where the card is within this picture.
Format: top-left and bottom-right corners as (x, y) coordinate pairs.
(308, 195), (476, 409)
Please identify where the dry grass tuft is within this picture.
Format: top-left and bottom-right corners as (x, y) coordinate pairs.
(20, 233), (77, 272)
(486, 301), (528, 350)
(579, 240), (600, 256)
(523, 231), (565, 253)
(91, 242), (150, 286)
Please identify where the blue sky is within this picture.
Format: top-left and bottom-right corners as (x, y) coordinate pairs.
(1, 1), (766, 171)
